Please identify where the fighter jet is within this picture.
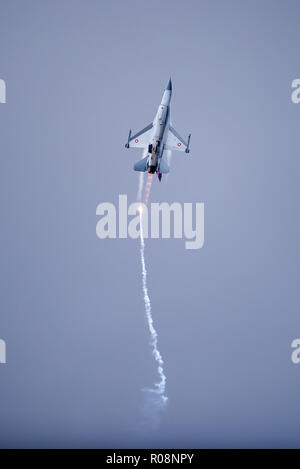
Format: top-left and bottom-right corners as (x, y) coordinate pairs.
(125, 78), (191, 181)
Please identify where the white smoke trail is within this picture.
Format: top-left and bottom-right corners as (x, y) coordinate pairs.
(136, 148), (148, 202)
(137, 172), (144, 202)
(165, 149), (172, 167)
(137, 174), (168, 429)
(164, 149), (172, 182)
(139, 216), (168, 407)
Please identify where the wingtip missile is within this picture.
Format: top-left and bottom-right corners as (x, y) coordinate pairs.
(125, 129), (132, 148)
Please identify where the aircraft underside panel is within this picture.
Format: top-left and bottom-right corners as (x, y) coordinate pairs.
(133, 156), (148, 172)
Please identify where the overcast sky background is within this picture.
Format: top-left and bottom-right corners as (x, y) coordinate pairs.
(0, 0), (300, 448)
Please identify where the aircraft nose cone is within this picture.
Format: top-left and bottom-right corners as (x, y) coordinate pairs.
(166, 78), (172, 91)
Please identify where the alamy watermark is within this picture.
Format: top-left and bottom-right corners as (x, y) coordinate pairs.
(0, 78), (6, 103)
(96, 195), (204, 250)
(289, 85), (300, 365)
(0, 339), (6, 364)
(1, 79), (7, 362)
(291, 79), (300, 103)
(291, 339), (300, 364)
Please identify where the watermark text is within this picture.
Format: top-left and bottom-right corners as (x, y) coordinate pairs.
(0, 79), (6, 103)
(291, 339), (300, 364)
(96, 195), (204, 250)
(0, 339), (6, 364)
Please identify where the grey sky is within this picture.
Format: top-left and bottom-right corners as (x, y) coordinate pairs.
(0, 0), (300, 448)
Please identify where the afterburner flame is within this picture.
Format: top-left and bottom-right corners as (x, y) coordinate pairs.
(144, 173), (154, 207)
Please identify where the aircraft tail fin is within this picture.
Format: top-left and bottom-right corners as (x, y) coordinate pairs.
(134, 156), (148, 172)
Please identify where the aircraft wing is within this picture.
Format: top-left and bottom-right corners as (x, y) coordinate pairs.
(165, 126), (190, 153)
(126, 123), (153, 149)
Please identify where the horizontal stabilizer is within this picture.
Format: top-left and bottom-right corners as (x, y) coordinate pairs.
(134, 156), (148, 172)
(159, 159), (169, 174)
